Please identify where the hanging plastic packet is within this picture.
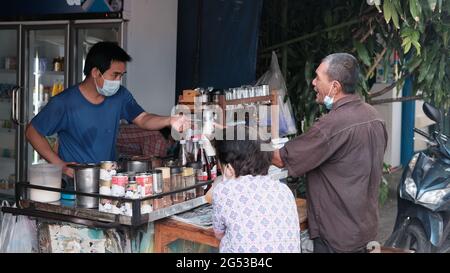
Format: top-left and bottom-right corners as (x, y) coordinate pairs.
(255, 51), (297, 137)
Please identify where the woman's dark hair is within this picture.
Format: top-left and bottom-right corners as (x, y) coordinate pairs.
(214, 126), (272, 177)
(83, 41), (132, 76)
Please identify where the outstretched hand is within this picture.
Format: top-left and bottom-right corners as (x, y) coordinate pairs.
(170, 114), (191, 133)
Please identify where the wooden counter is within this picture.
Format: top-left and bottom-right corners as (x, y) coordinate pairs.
(154, 198), (308, 253)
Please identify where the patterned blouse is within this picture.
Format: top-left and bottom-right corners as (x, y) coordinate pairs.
(212, 175), (301, 253)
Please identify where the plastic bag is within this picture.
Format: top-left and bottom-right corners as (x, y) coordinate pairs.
(0, 201), (15, 252)
(256, 51), (297, 137)
(0, 201), (38, 253)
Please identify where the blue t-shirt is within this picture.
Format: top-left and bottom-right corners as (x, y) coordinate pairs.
(31, 85), (144, 163)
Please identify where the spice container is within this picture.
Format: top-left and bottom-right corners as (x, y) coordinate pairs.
(170, 167), (184, 203)
(111, 173), (128, 197)
(125, 180), (139, 199)
(156, 167), (172, 207)
(99, 179), (112, 213)
(188, 162), (204, 197)
(141, 199), (153, 214)
(99, 161), (117, 212)
(136, 172), (153, 197)
(183, 167), (196, 200)
(152, 169), (163, 194)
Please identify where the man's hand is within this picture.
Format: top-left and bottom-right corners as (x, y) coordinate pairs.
(170, 114), (191, 133)
(61, 162), (77, 178)
(272, 149), (285, 168)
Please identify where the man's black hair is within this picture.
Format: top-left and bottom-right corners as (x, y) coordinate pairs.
(83, 41), (132, 76)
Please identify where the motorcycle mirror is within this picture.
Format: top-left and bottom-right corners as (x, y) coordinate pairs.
(423, 102), (442, 125)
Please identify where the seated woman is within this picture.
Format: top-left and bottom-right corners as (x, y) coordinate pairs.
(212, 126), (300, 253)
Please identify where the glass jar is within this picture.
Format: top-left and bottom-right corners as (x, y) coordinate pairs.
(183, 167), (196, 200)
(156, 167), (172, 207)
(170, 167), (184, 203)
(188, 161), (204, 197)
(152, 170), (163, 194)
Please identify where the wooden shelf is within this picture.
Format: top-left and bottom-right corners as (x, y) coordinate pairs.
(224, 95), (272, 105)
(179, 90), (280, 139)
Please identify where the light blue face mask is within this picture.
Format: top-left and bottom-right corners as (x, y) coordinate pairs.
(94, 74), (121, 96)
(323, 84), (335, 110)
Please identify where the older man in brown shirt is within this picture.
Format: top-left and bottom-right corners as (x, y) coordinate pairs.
(273, 53), (388, 253)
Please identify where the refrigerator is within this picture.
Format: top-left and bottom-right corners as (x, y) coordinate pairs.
(0, 19), (126, 197)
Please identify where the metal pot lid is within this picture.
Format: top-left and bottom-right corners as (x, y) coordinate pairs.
(67, 163), (100, 169)
(120, 155), (152, 161)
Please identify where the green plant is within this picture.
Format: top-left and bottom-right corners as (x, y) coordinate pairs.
(258, 0), (450, 132)
(379, 162), (394, 206)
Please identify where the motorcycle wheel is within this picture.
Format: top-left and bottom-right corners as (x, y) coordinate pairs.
(394, 221), (431, 253)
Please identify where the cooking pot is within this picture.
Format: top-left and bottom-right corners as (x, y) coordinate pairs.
(126, 160), (150, 173)
(68, 163), (100, 208)
(118, 156), (152, 173)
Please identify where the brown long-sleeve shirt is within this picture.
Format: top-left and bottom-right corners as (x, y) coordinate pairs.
(280, 94), (388, 252)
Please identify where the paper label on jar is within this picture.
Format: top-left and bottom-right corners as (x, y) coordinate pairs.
(197, 172), (208, 181)
(99, 186), (112, 195)
(100, 169), (116, 180)
(111, 184), (125, 197)
(211, 166), (217, 180)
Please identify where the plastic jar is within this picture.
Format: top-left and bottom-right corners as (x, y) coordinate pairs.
(152, 170), (163, 194)
(188, 161), (204, 197)
(183, 167), (196, 200)
(170, 167), (184, 203)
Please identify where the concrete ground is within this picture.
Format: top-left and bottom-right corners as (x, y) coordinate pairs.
(376, 168), (403, 244)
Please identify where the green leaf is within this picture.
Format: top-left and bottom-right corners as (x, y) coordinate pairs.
(409, 0), (421, 22)
(406, 54), (422, 73)
(443, 31), (449, 48)
(383, 0), (392, 24)
(411, 40), (421, 55)
(304, 61), (313, 88)
(428, 0), (438, 12)
(438, 54), (446, 82)
(391, 7), (400, 29)
(404, 42), (412, 54)
(425, 56), (440, 83)
(354, 41), (371, 66)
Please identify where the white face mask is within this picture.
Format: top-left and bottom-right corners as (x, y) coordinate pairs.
(95, 74), (121, 96)
(323, 83), (335, 110)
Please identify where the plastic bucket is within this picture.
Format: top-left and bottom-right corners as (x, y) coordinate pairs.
(28, 163), (62, 203)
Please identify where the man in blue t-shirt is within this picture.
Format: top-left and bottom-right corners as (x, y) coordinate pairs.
(26, 42), (187, 178)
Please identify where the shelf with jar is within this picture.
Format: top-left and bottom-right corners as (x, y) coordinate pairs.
(0, 127), (15, 135)
(0, 148), (15, 160)
(33, 70), (64, 76)
(0, 69), (17, 74)
(179, 86), (276, 108)
(179, 86), (278, 133)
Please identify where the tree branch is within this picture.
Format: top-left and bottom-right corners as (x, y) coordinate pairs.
(369, 95), (423, 105)
(368, 81), (397, 98)
(365, 47), (387, 80)
(260, 18), (362, 53)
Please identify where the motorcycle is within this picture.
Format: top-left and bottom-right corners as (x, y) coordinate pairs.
(385, 102), (450, 253)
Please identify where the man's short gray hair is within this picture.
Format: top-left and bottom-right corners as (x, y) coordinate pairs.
(322, 53), (359, 94)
